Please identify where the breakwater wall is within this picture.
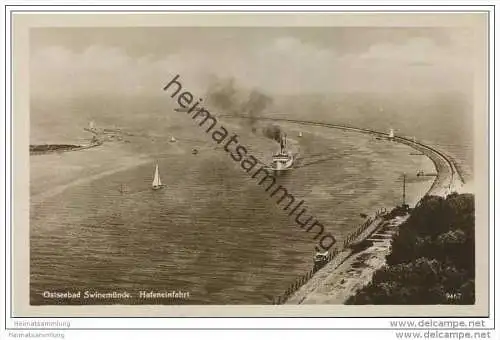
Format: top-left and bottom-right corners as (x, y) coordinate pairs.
(221, 115), (465, 197)
(29, 142), (102, 156)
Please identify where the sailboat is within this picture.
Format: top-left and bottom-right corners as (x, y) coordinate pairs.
(152, 163), (164, 190)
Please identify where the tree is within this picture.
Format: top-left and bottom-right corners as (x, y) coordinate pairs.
(347, 194), (475, 305)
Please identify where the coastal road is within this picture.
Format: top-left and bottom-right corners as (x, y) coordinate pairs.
(220, 115), (465, 197)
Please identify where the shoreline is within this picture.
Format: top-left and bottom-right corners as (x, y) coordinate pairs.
(29, 142), (102, 156)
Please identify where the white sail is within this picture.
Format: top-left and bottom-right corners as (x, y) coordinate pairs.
(152, 163), (162, 188)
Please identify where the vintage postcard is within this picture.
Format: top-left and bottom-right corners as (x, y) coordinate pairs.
(10, 11), (490, 318)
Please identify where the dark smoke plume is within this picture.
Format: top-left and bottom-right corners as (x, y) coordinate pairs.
(205, 76), (273, 120)
(205, 77), (238, 114)
(242, 90), (273, 127)
(262, 124), (283, 143)
(205, 76), (282, 142)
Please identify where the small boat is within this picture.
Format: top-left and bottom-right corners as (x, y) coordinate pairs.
(170, 136), (177, 143)
(152, 163), (164, 190)
(192, 148), (198, 155)
(388, 128), (395, 139)
(298, 131), (303, 137)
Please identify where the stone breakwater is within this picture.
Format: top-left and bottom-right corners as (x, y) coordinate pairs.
(220, 115), (465, 198)
(29, 142), (102, 155)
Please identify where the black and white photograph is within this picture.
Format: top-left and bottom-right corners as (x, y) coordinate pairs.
(3, 10), (493, 337)
(27, 21), (483, 309)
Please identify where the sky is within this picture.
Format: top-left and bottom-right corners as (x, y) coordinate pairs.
(29, 26), (479, 98)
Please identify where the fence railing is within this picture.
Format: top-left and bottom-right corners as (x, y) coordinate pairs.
(272, 208), (387, 305)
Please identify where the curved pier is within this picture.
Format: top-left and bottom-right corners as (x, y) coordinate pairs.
(221, 115), (465, 196)
(221, 115), (466, 304)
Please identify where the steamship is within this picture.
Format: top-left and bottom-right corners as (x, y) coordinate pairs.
(271, 134), (294, 171)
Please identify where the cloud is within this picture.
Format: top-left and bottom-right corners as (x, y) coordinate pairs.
(30, 34), (474, 98)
